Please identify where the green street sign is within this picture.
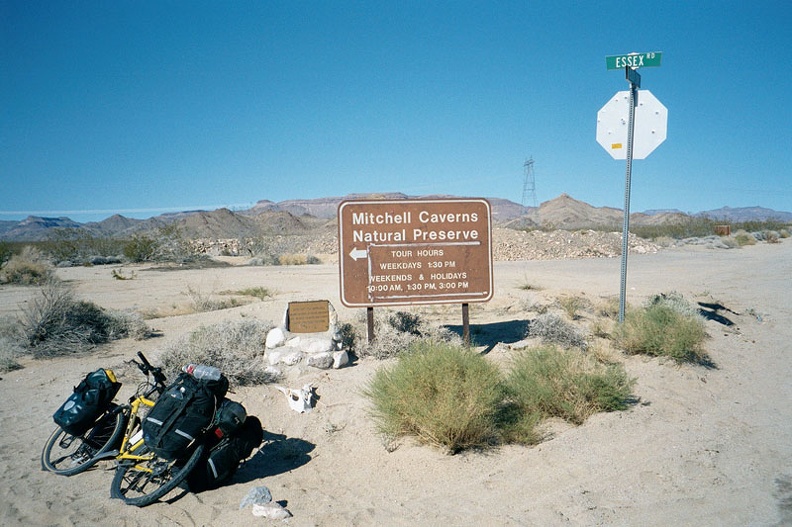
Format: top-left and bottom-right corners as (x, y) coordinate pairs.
(606, 52), (662, 70)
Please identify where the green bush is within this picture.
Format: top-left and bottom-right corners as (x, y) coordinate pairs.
(364, 341), (504, 453)
(614, 294), (709, 364)
(159, 319), (276, 387)
(364, 340), (635, 453)
(503, 346), (634, 427)
(123, 234), (159, 262)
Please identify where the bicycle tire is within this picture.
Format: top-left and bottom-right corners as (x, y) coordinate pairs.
(110, 442), (206, 507)
(41, 409), (126, 476)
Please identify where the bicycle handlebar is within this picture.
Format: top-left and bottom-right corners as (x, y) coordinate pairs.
(131, 352), (168, 395)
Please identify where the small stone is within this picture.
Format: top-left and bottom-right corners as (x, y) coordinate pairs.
(251, 502), (292, 519)
(332, 350), (349, 369)
(307, 352), (334, 369)
(265, 327), (285, 349)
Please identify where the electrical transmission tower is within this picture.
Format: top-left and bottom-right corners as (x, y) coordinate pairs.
(522, 157), (537, 207)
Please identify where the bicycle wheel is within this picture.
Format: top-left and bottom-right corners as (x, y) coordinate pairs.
(41, 409), (126, 476)
(110, 443), (206, 507)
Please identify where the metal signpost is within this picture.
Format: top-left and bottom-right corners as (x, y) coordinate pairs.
(338, 198), (493, 342)
(597, 52), (667, 323)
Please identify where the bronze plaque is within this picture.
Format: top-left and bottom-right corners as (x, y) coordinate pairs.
(338, 198), (493, 307)
(288, 300), (330, 333)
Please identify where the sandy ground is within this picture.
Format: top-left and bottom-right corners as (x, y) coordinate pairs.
(1, 240), (791, 526)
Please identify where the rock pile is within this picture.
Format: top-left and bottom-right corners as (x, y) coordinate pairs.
(492, 228), (661, 261)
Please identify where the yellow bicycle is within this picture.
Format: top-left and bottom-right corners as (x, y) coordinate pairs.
(40, 352), (164, 476)
(42, 352), (209, 506)
(108, 352), (206, 507)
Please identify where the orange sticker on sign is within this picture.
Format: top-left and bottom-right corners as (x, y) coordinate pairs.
(611, 143), (623, 149)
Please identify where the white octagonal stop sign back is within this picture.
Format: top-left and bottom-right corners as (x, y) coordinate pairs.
(596, 90), (668, 160)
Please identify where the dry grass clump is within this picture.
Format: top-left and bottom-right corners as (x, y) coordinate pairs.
(158, 319), (276, 387)
(17, 280), (152, 358)
(732, 230), (757, 246)
(228, 286), (272, 300)
(185, 286), (242, 312)
(0, 246), (53, 285)
(502, 345), (635, 429)
(364, 340), (635, 453)
(556, 294), (591, 320)
(614, 292), (710, 365)
(526, 312), (588, 350)
(356, 310), (462, 360)
(364, 341), (504, 453)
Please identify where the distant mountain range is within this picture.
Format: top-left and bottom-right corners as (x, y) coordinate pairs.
(1, 193), (790, 242)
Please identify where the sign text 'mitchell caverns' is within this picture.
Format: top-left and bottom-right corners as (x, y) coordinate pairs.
(338, 198), (493, 308)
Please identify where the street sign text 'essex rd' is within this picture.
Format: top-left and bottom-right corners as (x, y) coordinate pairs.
(338, 199), (493, 307)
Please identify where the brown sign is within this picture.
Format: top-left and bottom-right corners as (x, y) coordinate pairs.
(288, 300), (330, 333)
(338, 198), (493, 307)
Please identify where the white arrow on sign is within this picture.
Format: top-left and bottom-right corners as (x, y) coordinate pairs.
(349, 248), (368, 261)
(596, 90), (668, 160)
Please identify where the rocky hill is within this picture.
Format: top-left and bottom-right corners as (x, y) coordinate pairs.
(1, 193), (789, 242)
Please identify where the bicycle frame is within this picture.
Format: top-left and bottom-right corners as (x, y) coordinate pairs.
(116, 395), (157, 465)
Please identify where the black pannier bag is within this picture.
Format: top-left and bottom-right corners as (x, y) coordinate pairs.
(214, 398), (247, 438)
(142, 371), (228, 461)
(187, 415), (263, 492)
(53, 369), (121, 436)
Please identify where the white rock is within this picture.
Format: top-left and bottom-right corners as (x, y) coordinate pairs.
(265, 327), (285, 349)
(307, 352), (334, 369)
(281, 350), (304, 366)
(251, 502), (292, 519)
(266, 349), (283, 366)
(304, 337), (334, 354)
(333, 350), (350, 369)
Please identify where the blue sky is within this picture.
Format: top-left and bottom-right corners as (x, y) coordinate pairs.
(2, 1), (790, 222)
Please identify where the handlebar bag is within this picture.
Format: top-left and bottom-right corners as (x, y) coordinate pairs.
(53, 369), (121, 436)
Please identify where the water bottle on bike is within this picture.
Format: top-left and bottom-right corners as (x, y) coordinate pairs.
(182, 364), (222, 381)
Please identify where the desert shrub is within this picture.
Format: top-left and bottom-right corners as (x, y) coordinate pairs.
(646, 291), (699, 317)
(0, 317), (25, 372)
(232, 286), (272, 300)
(364, 341), (504, 453)
(38, 229), (125, 265)
(0, 241), (14, 268)
(104, 310), (152, 341)
(276, 253), (321, 265)
(614, 294), (709, 364)
(596, 297), (621, 319)
(0, 336), (25, 373)
(123, 234), (159, 262)
(557, 294), (591, 320)
(0, 246), (53, 285)
(356, 310), (462, 359)
(527, 313), (588, 350)
(151, 225), (207, 264)
(732, 230), (757, 246)
(159, 319), (276, 387)
(503, 346), (634, 430)
(780, 229), (790, 239)
(185, 286), (240, 312)
(18, 281), (150, 357)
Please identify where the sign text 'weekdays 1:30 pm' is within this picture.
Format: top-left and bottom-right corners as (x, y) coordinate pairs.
(337, 199), (493, 307)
